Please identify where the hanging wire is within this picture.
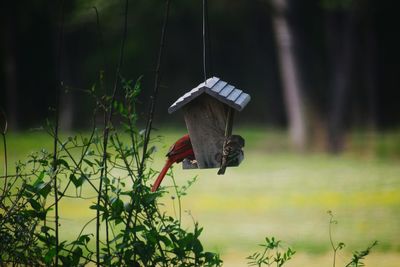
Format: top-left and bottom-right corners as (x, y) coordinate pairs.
(202, 0), (208, 83)
(205, 0), (213, 77)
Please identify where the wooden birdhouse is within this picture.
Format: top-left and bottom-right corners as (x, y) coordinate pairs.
(168, 77), (251, 172)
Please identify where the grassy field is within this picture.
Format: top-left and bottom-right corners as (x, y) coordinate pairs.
(1, 127), (400, 266)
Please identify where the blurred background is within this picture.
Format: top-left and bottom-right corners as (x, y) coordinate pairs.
(2, 0), (400, 150)
(1, 0), (400, 266)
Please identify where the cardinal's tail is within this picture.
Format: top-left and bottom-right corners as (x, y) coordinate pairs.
(151, 160), (173, 192)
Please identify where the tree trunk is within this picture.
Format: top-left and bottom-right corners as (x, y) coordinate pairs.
(364, 25), (377, 130)
(2, 2), (18, 130)
(59, 50), (75, 131)
(271, 0), (307, 151)
(325, 10), (355, 153)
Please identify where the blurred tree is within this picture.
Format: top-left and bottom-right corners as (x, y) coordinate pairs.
(271, 0), (307, 151)
(1, 0), (400, 140)
(323, 0), (356, 153)
(1, 1), (59, 129)
(360, 1), (377, 130)
(2, 1), (19, 129)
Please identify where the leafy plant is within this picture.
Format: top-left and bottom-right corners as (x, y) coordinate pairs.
(0, 73), (222, 266)
(247, 212), (378, 267)
(1, 0), (223, 265)
(345, 241), (378, 267)
(328, 211), (378, 267)
(328, 210), (346, 267)
(246, 237), (295, 267)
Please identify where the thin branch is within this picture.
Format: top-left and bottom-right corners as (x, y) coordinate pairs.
(125, 84), (141, 170)
(69, 215), (98, 256)
(61, 247), (97, 264)
(0, 173), (31, 179)
(46, 130), (99, 194)
(96, 0), (129, 264)
(120, 0), (171, 262)
(171, 171), (182, 226)
(0, 107), (8, 203)
(113, 133), (138, 182)
(93, 7), (107, 71)
(47, 110), (98, 209)
(52, 0), (65, 264)
(93, 8), (111, 253)
(139, 0), (171, 176)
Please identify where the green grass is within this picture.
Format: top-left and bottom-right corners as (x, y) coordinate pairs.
(1, 127), (400, 266)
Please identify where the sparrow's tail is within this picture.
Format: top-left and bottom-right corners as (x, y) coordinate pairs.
(151, 160), (173, 192)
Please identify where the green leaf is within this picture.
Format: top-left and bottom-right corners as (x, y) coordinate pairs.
(29, 199), (41, 211)
(90, 204), (107, 212)
(33, 171), (45, 187)
(83, 159), (94, 167)
(38, 183), (52, 198)
(94, 159), (103, 166)
(193, 238), (203, 255)
(83, 137), (89, 145)
(23, 186), (35, 196)
(22, 210), (36, 218)
(69, 174), (83, 188)
(133, 76), (143, 96)
(143, 193), (157, 204)
(41, 226), (52, 233)
(56, 159), (69, 168)
(129, 225), (146, 233)
(72, 247), (82, 265)
(60, 255), (71, 266)
(37, 210), (47, 220)
(111, 198), (124, 219)
(44, 247), (56, 264)
(77, 234), (92, 245)
(124, 249), (134, 265)
(159, 235), (172, 247)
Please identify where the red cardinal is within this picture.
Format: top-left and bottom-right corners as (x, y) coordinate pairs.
(151, 134), (194, 192)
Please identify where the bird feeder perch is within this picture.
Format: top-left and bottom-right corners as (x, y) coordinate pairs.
(168, 77), (251, 172)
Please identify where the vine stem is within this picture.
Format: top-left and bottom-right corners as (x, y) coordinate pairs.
(0, 108), (8, 204)
(95, 0), (129, 265)
(93, 6), (111, 258)
(328, 212), (338, 267)
(52, 0), (65, 264)
(202, 0), (208, 82)
(139, 0), (171, 177)
(47, 110), (98, 209)
(120, 0), (171, 263)
(171, 171), (182, 226)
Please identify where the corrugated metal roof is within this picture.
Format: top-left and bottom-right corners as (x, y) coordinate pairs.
(168, 77), (251, 114)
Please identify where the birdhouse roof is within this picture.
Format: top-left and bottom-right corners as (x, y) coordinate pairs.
(168, 77), (251, 114)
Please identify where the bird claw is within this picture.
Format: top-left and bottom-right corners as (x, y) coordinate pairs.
(182, 158), (198, 169)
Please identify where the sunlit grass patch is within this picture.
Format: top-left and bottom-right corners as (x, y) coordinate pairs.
(1, 127), (400, 264)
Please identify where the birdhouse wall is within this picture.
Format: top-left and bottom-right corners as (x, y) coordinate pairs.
(183, 94), (228, 168)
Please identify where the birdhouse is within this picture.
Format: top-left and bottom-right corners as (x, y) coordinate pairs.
(168, 77), (251, 171)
